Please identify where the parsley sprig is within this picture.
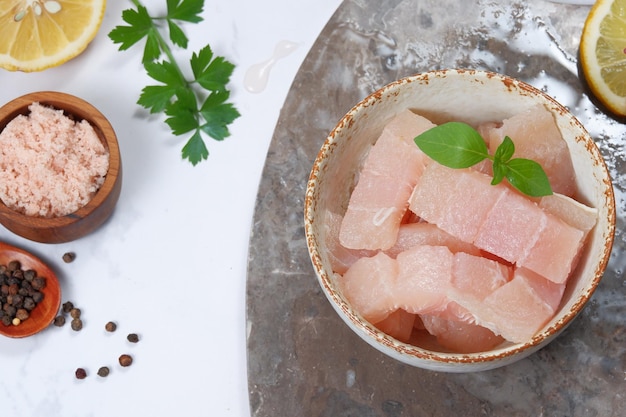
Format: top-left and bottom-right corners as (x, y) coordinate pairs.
(414, 122), (553, 197)
(108, 0), (240, 165)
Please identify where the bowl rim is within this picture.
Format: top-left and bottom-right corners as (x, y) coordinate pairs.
(304, 68), (616, 368)
(0, 91), (122, 242)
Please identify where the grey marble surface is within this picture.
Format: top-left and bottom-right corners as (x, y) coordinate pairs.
(246, 0), (626, 415)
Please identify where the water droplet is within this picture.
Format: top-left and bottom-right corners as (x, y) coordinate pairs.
(244, 40), (299, 93)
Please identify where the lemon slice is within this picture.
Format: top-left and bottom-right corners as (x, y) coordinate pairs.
(579, 0), (626, 117)
(0, 0), (106, 72)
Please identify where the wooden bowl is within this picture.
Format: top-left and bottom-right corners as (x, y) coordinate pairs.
(0, 91), (122, 243)
(0, 242), (61, 338)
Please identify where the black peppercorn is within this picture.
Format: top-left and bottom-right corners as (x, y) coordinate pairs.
(8, 283), (18, 295)
(127, 333), (139, 343)
(23, 297), (36, 311)
(7, 260), (20, 271)
(75, 368), (87, 379)
(53, 315), (66, 327)
(62, 301), (74, 313)
(23, 269), (36, 282)
(71, 318), (83, 331)
(118, 354), (133, 367)
(105, 321), (117, 332)
(31, 291), (44, 304)
(70, 308), (81, 319)
(62, 252), (76, 263)
(31, 277), (46, 291)
(15, 308), (28, 321)
(97, 366), (110, 377)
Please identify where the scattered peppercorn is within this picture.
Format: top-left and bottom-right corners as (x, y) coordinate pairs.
(62, 301), (74, 314)
(127, 333), (139, 343)
(118, 354), (133, 367)
(53, 315), (66, 327)
(70, 308), (81, 319)
(75, 368), (87, 379)
(105, 321), (117, 332)
(97, 366), (110, 377)
(62, 252), (76, 263)
(71, 318), (83, 331)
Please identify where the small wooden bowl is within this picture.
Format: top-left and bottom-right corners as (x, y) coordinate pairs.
(0, 242), (61, 338)
(0, 91), (122, 243)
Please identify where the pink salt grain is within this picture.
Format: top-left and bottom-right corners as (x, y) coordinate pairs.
(0, 102), (109, 218)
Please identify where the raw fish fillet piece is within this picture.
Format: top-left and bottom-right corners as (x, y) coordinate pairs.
(409, 163), (505, 243)
(385, 222), (481, 258)
(373, 309), (416, 343)
(324, 211), (376, 274)
(339, 252), (398, 323)
(339, 110), (435, 250)
(395, 245), (454, 315)
(518, 213), (585, 284)
(539, 193), (597, 238)
(478, 268), (564, 343)
(480, 104), (577, 197)
(474, 188), (545, 265)
(514, 267), (566, 313)
(420, 314), (505, 353)
(451, 252), (512, 301)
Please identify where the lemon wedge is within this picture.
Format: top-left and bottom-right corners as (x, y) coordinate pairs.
(579, 0), (626, 117)
(0, 0), (106, 72)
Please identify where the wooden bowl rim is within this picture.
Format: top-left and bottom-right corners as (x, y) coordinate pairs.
(0, 241), (61, 338)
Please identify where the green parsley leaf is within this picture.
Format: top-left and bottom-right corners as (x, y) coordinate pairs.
(167, 0), (204, 23)
(108, 0), (239, 165)
(165, 89), (199, 135)
(191, 46), (235, 91)
(182, 130), (209, 166)
(414, 122), (553, 197)
(108, 6), (153, 50)
(167, 20), (189, 49)
(138, 61), (186, 113)
(414, 122), (489, 168)
(199, 91), (240, 141)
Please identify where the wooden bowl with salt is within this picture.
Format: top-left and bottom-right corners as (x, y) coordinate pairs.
(0, 91), (122, 243)
(0, 242), (61, 338)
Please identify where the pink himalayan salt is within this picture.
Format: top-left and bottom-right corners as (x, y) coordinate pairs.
(0, 102), (109, 218)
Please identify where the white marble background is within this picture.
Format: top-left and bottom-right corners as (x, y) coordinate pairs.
(0, 0), (342, 415)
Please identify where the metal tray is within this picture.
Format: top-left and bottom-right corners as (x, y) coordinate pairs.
(246, 1), (626, 415)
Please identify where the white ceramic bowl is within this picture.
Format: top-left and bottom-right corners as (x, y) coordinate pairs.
(304, 69), (616, 372)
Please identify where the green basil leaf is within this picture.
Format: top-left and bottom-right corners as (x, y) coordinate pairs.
(414, 122), (489, 168)
(494, 136), (515, 163)
(505, 158), (553, 197)
(491, 159), (507, 185)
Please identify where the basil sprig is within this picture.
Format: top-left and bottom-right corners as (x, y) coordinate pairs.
(414, 122), (553, 197)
